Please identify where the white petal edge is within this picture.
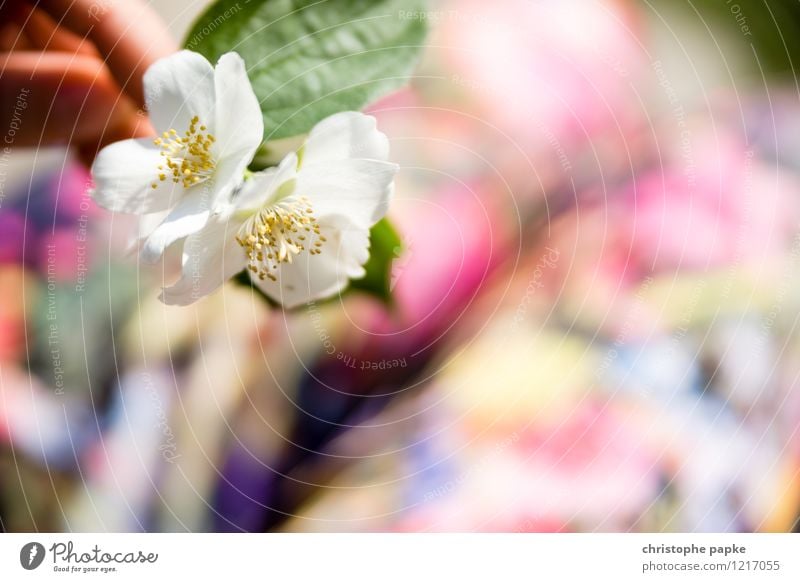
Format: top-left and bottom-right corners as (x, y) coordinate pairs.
(92, 137), (181, 213)
(140, 187), (213, 263)
(123, 209), (170, 256)
(251, 214), (371, 308)
(295, 159), (397, 228)
(213, 52), (264, 169)
(234, 153), (298, 211)
(159, 214), (248, 306)
(302, 112), (390, 165)
(143, 50), (216, 136)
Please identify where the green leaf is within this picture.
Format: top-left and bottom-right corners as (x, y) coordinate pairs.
(348, 217), (402, 305)
(184, 0), (427, 140)
(30, 263), (139, 394)
(645, 0), (800, 78)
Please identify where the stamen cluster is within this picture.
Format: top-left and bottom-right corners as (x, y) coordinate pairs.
(152, 116), (216, 189)
(236, 197), (327, 281)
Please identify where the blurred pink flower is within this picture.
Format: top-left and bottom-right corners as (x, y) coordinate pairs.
(37, 228), (92, 283)
(630, 125), (800, 271)
(335, 177), (510, 363)
(437, 0), (645, 145)
(47, 162), (95, 223)
(539, 121), (800, 316)
(0, 213), (29, 265)
(396, 400), (660, 532)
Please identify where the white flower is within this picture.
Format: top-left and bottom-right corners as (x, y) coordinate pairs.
(91, 50), (263, 261)
(160, 112), (398, 308)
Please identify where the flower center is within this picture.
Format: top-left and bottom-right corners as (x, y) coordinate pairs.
(236, 197), (327, 282)
(151, 116), (216, 189)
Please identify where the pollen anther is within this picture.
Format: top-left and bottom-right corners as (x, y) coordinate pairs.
(151, 118), (216, 189)
(236, 197), (326, 281)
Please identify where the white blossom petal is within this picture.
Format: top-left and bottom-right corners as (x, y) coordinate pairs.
(234, 153), (298, 211)
(208, 152), (253, 209)
(213, 52), (264, 170)
(122, 209), (170, 256)
(302, 112), (390, 164)
(92, 138), (180, 213)
(295, 159), (397, 228)
(140, 188), (213, 263)
(144, 50), (216, 135)
(159, 215), (248, 306)
(251, 214), (370, 308)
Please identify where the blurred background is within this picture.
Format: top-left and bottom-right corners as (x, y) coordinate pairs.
(3, 0), (800, 532)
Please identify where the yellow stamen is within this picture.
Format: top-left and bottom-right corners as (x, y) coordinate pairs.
(235, 197), (326, 282)
(150, 117), (217, 189)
